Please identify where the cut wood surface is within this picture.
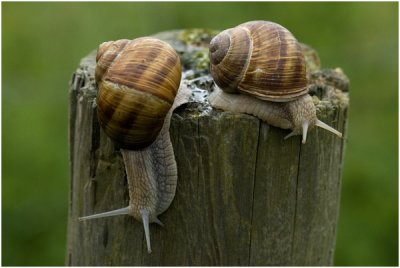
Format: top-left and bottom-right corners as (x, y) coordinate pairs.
(66, 29), (349, 265)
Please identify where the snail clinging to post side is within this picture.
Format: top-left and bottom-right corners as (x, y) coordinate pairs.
(208, 20), (342, 143)
(79, 37), (190, 253)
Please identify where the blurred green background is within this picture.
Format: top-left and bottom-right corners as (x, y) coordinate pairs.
(3, 2), (398, 266)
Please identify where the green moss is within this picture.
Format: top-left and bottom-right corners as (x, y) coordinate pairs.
(178, 28), (219, 47)
(193, 49), (210, 70)
(300, 43), (321, 73)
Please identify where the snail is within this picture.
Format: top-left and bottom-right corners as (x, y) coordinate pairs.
(208, 20), (342, 143)
(79, 37), (191, 253)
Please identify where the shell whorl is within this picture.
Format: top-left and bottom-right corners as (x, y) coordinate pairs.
(210, 27), (252, 93)
(95, 37), (182, 149)
(209, 20), (308, 102)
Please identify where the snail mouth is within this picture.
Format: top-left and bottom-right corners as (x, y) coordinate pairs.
(209, 31), (231, 65)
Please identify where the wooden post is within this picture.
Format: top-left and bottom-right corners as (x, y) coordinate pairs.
(66, 30), (349, 266)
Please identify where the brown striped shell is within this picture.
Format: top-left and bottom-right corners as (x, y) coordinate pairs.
(95, 37), (182, 149)
(209, 21), (308, 102)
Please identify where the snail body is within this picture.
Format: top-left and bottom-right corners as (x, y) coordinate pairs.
(209, 21), (342, 142)
(79, 37), (190, 253)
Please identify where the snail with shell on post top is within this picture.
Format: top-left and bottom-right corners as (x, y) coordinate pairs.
(79, 37), (190, 253)
(208, 20), (342, 142)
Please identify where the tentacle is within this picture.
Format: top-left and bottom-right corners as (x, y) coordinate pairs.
(284, 131), (296, 140)
(79, 206), (130, 221)
(153, 217), (164, 227)
(315, 119), (342, 138)
(302, 120), (309, 144)
(140, 209), (152, 253)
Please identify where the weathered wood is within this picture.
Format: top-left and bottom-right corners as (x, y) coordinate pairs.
(66, 29), (349, 266)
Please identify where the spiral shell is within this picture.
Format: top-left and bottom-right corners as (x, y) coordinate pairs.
(95, 37), (182, 149)
(209, 20), (307, 102)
